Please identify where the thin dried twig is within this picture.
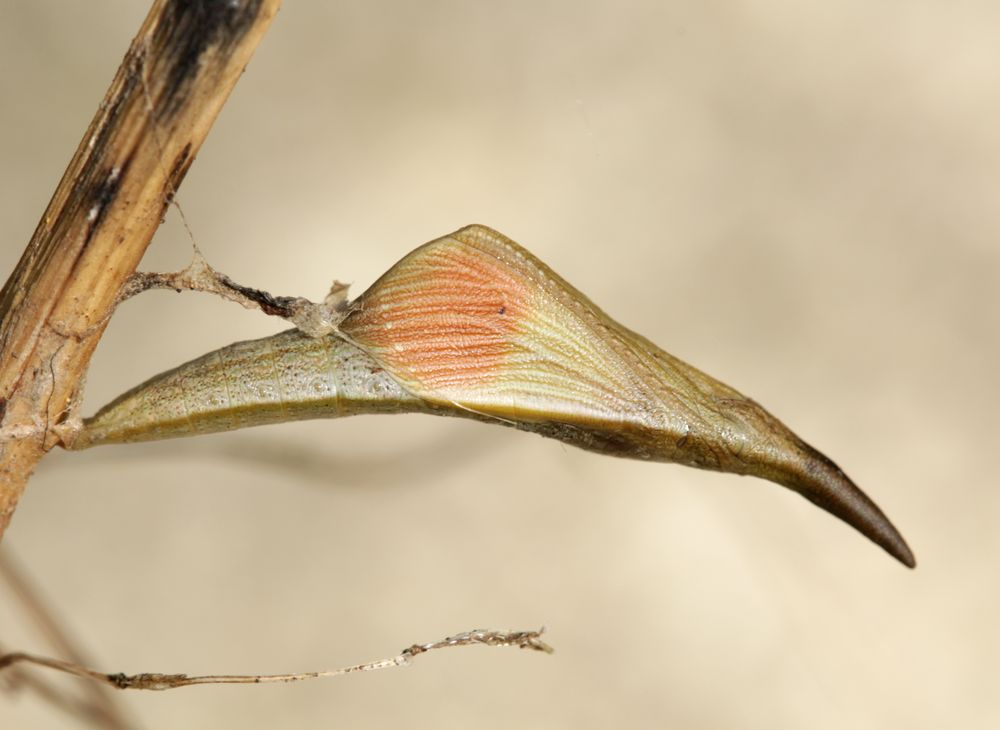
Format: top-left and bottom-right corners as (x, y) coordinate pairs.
(0, 629), (553, 692)
(119, 248), (350, 338)
(0, 649), (125, 730)
(0, 549), (133, 728)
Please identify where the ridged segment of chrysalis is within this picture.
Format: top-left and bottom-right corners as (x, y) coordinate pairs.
(74, 224), (914, 567)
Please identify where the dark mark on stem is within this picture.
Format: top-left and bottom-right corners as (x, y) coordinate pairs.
(168, 142), (194, 191)
(219, 275), (298, 317)
(156, 0), (265, 121)
(86, 165), (125, 233)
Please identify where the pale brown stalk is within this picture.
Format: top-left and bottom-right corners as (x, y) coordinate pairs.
(0, 629), (553, 692)
(0, 549), (133, 729)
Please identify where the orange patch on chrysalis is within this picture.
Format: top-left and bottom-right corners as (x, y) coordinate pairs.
(340, 227), (533, 395)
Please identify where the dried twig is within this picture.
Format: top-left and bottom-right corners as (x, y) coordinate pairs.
(119, 248), (350, 338)
(0, 629), (553, 692)
(0, 649), (127, 730)
(0, 549), (133, 728)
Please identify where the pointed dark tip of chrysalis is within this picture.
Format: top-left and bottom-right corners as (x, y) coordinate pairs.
(781, 443), (916, 568)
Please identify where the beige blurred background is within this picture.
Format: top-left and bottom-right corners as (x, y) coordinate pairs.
(1, 1), (998, 728)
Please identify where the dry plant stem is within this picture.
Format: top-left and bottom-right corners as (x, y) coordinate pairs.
(0, 629), (553, 692)
(0, 549), (131, 729)
(0, 648), (128, 730)
(0, 0), (282, 541)
(119, 250), (349, 337)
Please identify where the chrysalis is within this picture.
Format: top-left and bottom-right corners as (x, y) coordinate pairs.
(74, 225), (914, 567)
